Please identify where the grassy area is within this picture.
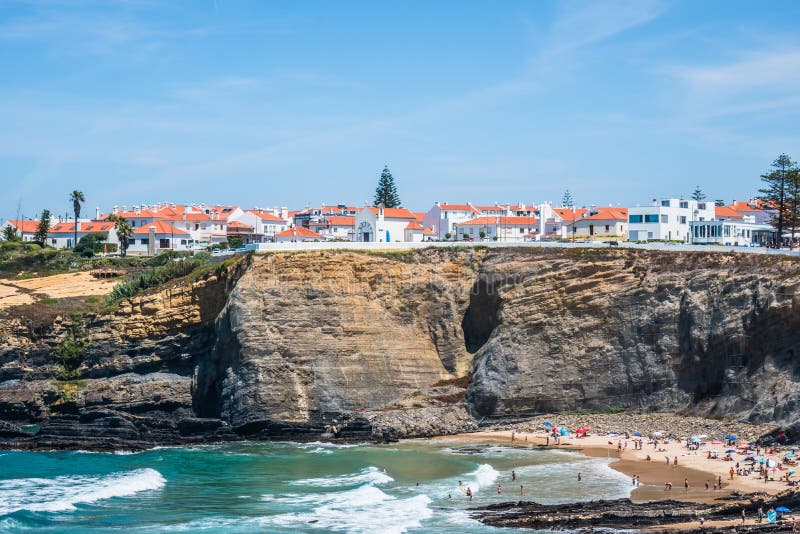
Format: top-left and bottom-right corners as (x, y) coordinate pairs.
(0, 242), (146, 279)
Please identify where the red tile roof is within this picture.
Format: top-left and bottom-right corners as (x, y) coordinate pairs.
(580, 207), (628, 221)
(365, 207), (416, 219)
(715, 206), (744, 219)
(456, 216), (538, 226)
(164, 213), (212, 222)
(50, 221), (116, 234)
(226, 221), (254, 230)
(439, 203), (481, 215)
(413, 212), (426, 223)
(6, 220), (40, 233)
(552, 207), (588, 220)
(132, 220), (189, 236)
(247, 210), (287, 223)
(405, 221), (424, 230)
(276, 226), (323, 239)
(310, 216), (355, 227)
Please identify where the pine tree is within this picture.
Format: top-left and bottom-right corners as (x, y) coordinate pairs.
(691, 186), (706, 201)
(34, 209), (52, 245)
(758, 153), (797, 242)
(561, 189), (574, 208)
(373, 166), (401, 208)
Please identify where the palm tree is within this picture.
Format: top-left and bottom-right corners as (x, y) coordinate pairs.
(108, 214), (133, 257)
(69, 190), (85, 248)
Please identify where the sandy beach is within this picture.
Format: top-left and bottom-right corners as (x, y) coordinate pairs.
(439, 429), (794, 505)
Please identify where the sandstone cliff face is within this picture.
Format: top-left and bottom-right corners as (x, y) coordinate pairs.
(194, 249), (479, 436)
(466, 249), (800, 425)
(2, 248), (800, 449)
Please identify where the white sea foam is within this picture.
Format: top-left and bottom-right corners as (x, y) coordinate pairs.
(463, 463), (499, 493)
(290, 466), (393, 487)
(307, 446), (334, 455)
(263, 485), (433, 534)
(0, 468), (166, 515)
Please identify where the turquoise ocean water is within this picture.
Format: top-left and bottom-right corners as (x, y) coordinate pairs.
(0, 440), (632, 533)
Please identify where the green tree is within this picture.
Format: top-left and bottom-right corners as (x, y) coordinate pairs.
(2, 225), (20, 242)
(561, 189), (574, 208)
(373, 166), (401, 208)
(69, 190), (85, 248)
(691, 186), (707, 201)
(108, 214), (133, 257)
(73, 232), (108, 258)
(34, 210), (52, 245)
(758, 153), (797, 242)
(714, 199), (725, 207)
(227, 236), (244, 249)
(786, 167), (800, 240)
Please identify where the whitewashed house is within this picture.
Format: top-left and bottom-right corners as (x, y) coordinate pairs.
(2, 220), (40, 242)
(453, 216), (539, 242)
(571, 207), (628, 240)
(127, 221), (190, 256)
(309, 215), (356, 241)
(422, 203), (481, 240)
(274, 226), (325, 242)
(241, 210), (290, 242)
(47, 221), (118, 249)
(403, 221), (424, 242)
(355, 205), (418, 242)
(627, 199), (715, 242)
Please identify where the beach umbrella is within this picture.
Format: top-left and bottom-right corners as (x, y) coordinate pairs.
(712, 440), (723, 444)
(691, 437), (700, 443)
(725, 435), (737, 440)
(633, 432), (642, 437)
(725, 449), (736, 453)
(785, 452), (796, 457)
(543, 421), (553, 427)
(776, 507), (791, 513)
(789, 470), (796, 475)
(559, 428), (569, 436)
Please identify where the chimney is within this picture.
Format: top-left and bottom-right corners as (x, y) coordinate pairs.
(148, 226), (156, 256)
(112, 205), (118, 214)
(95, 207), (100, 220)
(122, 205), (127, 213)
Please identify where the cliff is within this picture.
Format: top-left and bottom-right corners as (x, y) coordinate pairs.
(1, 247), (799, 449)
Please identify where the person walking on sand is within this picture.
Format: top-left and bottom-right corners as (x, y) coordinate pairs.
(718, 475), (722, 489)
(511, 470), (516, 482)
(792, 515), (798, 533)
(730, 467), (735, 480)
(666, 456), (670, 465)
(674, 456), (678, 467)
(705, 480), (709, 490)
(684, 478), (689, 491)
(741, 508), (746, 524)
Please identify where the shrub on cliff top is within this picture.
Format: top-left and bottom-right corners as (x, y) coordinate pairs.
(106, 255), (208, 304)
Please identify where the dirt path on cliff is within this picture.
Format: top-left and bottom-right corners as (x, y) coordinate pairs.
(0, 272), (119, 309)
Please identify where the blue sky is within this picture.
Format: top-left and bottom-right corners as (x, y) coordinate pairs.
(1, 0), (799, 219)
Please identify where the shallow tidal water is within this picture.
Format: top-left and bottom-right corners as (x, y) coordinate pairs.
(0, 439), (633, 533)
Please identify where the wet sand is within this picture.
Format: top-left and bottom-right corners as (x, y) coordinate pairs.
(439, 430), (787, 504)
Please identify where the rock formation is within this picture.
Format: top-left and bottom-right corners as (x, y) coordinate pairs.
(1, 247), (799, 449)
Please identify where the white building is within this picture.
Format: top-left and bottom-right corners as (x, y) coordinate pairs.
(127, 221), (191, 256)
(627, 199), (715, 242)
(274, 226), (325, 242)
(690, 219), (775, 246)
(2, 220), (41, 242)
(308, 215), (356, 241)
(230, 210), (289, 242)
(355, 205), (418, 242)
(453, 216), (539, 242)
(422, 203), (481, 240)
(47, 221), (118, 249)
(571, 207), (628, 240)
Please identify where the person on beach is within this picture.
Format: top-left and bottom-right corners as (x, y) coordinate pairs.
(665, 456), (670, 465)
(519, 485), (524, 495)
(718, 475), (722, 489)
(757, 507), (763, 523)
(741, 508), (746, 524)
(674, 456), (678, 467)
(792, 515), (798, 533)
(632, 475), (636, 486)
(730, 467), (735, 480)
(511, 431), (515, 442)
(546, 436), (549, 446)
(511, 470), (516, 482)
(636, 475), (640, 487)
(684, 478), (689, 491)
(705, 480), (709, 490)
(665, 482), (672, 491)
(699, 516), (704, 528)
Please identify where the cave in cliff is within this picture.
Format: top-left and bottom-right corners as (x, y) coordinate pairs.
(461, 276), (501, 354)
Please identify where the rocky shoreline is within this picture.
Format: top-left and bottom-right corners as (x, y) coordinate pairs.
(471, 491), (800, 532)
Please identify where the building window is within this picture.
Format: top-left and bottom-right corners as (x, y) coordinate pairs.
(679, 201), (689, 209)
(661, 200), (671, 207)
(140, 238), (148, 245)
(52, 238), (57, 245)
(605, 225), (610, 232)
(181, 239), (187, 245)
(629, 215), (643, 223)
(159, 238), (170, 249)
(644, 214), (659, 223)
(661, 214), (668, 223)
(698, 203), (706, 210)
(679, 216), (687, 224)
